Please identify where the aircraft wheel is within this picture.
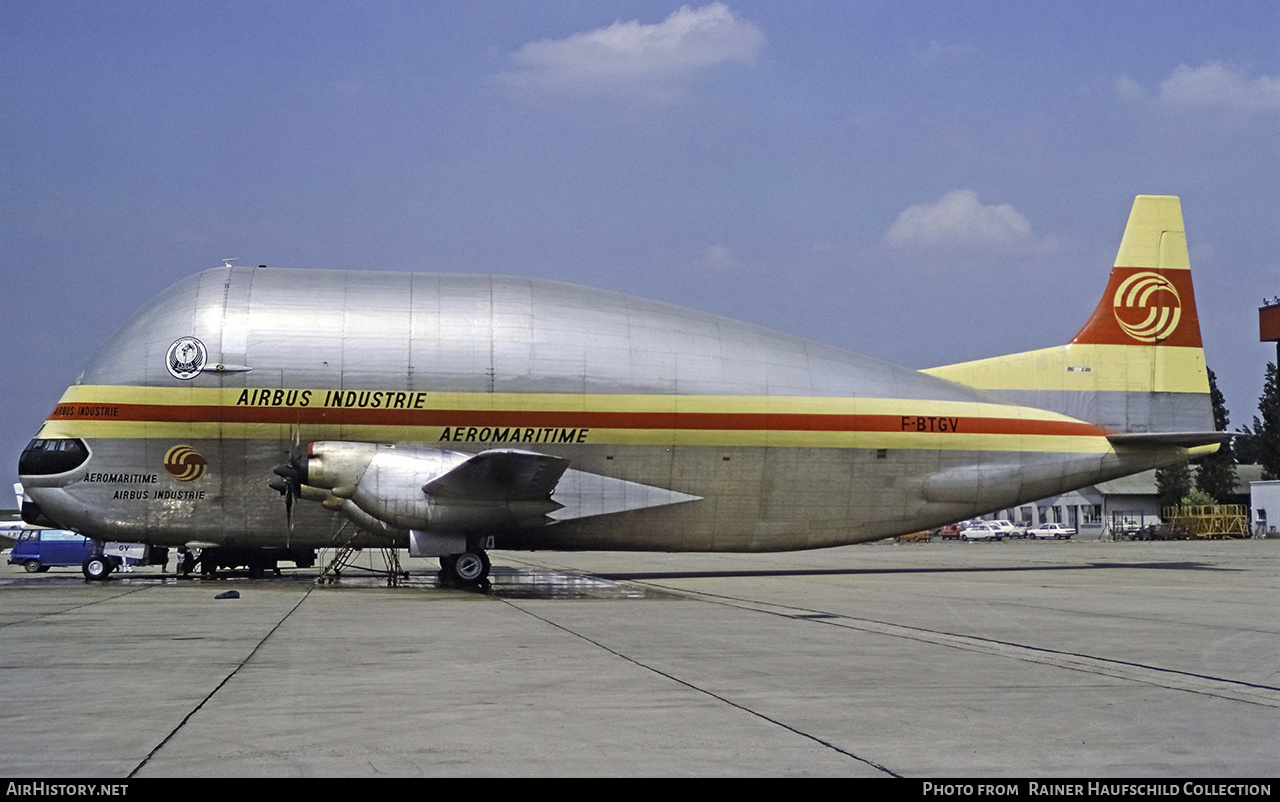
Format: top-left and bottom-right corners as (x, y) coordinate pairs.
(23, 559), (42, 573)
(450, 550), (490, 586)
(82, 555), (112, 582)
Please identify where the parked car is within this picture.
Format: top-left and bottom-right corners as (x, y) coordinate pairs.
(7, 529), (95, 572)
(1027, 523), (1075, 539)
(960, 523), (1004, 541)
(938, 523), (964, 539)
(988, 520), (1024, 538)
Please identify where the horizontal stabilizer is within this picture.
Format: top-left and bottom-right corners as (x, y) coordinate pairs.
(922, 195), (1214, 435)
(1106, 431), (1232, 448)
(423, 449), (570, 501)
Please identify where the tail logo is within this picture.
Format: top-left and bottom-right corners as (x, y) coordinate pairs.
(164, 446), (208, 482)
(1112, 271), (1182, 343)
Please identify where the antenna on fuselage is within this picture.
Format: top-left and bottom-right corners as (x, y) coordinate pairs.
(222, 258), (237, 268)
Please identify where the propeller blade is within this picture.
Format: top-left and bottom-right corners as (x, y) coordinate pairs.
(268, 444), (311, 533)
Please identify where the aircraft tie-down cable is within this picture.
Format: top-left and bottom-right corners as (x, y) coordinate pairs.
(496, 596), (902, 778)
(127, 588), (314, 778)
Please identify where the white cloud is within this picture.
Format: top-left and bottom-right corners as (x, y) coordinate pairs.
(1158, 63), (1280, 111)
(1113, 75), (1144, 101)
(882, 190), (1035, 252)
(1117, 63), (1280, 112)
(697, 244), (738, 272)
(494, 3), (764, 102)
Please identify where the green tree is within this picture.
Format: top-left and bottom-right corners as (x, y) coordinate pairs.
(1245, 363), (1280, 480)
(1181, 489), (1216, 507)
(1193, 367), (1238, 501)
(1233, 426), (1260, 465)
(1156, 460), (1192, 510)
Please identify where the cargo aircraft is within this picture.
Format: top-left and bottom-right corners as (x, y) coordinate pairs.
(19, 196), (1225, 586)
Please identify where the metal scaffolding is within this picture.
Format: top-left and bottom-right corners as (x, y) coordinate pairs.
(1162, 505), (1249, 539)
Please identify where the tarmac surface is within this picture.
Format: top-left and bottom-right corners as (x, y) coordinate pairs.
(0, 537), (1277, 778)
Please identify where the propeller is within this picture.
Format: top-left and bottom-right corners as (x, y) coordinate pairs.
(269, 444), (309, 531)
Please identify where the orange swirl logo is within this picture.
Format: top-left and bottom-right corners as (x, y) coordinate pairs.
(164, 446), (208, 482)
(1112, 271), (1182, 343)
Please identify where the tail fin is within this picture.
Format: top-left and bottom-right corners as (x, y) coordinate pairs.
(923, 195), (1213, 434)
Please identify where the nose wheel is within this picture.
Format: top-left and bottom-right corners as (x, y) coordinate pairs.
(439, 549), (491, 591)
(82, 555), (114, 582)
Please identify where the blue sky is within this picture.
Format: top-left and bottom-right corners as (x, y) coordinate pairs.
(3, 1), (1278, 479)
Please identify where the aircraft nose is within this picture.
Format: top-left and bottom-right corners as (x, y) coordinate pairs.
(19, 438), (90, 477)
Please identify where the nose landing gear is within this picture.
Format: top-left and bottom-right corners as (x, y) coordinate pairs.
(82, 554), (114, 582)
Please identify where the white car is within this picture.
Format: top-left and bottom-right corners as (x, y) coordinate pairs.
(988, 520), (1024, 538)
(960, 523), (1004, 541)
(1027, 523), (1075, 539)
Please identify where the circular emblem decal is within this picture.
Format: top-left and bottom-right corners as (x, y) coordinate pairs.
(1112, 272), (1182, 343)
(164, 445), (208, 482)
(166, 337), (207, 380)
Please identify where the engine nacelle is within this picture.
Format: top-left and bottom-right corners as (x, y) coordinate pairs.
(300, 442), (566, 533)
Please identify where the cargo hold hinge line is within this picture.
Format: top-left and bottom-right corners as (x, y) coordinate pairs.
(127, 589), (313, 778)
(497, 597), (902, 778)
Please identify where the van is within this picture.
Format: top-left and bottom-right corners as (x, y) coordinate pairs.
(7, 529), (95, 572)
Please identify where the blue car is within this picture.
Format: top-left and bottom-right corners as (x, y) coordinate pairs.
(7, 529), (95, 573)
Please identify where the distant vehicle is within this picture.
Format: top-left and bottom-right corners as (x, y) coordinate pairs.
(1027, 523), (1075, 539)
(938, 523), (964, 540)
(7, 529), (95, 572)
(988, 520), (1023, 538)
(897, 530), (932, 543)
(960, 523), (1004, 541)
(7, 529), (168, 574)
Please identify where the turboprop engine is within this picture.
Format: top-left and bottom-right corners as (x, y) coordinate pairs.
(275, 442), (570, 537)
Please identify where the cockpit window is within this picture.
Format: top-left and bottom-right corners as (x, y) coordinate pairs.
(19, 439), (90, 476)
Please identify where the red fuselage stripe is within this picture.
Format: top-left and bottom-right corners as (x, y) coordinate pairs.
(49, 403), (1110, 437)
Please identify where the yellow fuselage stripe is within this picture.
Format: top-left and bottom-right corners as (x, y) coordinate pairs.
(38, 385), (1116, 454)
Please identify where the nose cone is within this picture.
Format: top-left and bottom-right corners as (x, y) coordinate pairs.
(18, 439), (91, 529)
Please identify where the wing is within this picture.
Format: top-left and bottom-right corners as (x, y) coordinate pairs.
(1106, 432), (1233, 448)
(423, 449), (570, 501)
(286, 442), (700, 535)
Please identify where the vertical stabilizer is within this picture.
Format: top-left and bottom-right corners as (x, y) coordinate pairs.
(1071, 195), (1201, 349)
(923, 195), (1212, 433)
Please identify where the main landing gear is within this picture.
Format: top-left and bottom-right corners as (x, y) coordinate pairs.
(439, 549), (491, 592)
